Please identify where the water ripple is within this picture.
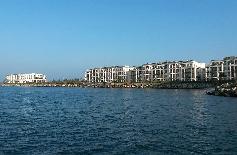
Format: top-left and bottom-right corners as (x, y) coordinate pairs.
(0, 87), (237, 154)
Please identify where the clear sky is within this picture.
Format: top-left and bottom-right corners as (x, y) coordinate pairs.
(0, 0), (237, 80)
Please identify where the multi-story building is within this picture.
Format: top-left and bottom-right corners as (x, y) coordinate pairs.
(5, 73), (47, 83)
(127, 66), (144, 83)
(206, 56), (237, 81)
(182, 60), (206, 81)
(206, 60), (224, 80)
(143, 64), (153, 81)
(223, 56), (237, 80)
(140, 60), (206, 82)
(5, 74), (18, 83)
(152, 63), (165, 81)
(85, 60), (206, 83)
(85, 66), (134, 83)
(85, 56), (237, 83)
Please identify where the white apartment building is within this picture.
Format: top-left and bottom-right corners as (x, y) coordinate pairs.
(85, 61), (206, 83)
(141, 60), (206, 82)
(5, 74), (18, 83)
(85, 56), (237, 83)
(5, 73), (47, 83)
(127, 66), (144, 83)
(206, 56), (237, 81)
(85, 66), (134, 83)
(143, 64), (153, 81)
(206, 60), (224, 80)
(223, 56), (237, 80)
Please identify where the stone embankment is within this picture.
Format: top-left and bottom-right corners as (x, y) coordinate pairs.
(0, 83), (83, 87)
(206, 82), (237, 97)
(82, 81), (220, 89)
(151, 81), (215, 89)
(0, 81), (225, 89)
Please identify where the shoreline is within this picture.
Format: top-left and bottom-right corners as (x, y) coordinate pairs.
(1, 81), (237, 97)
(206, 82), (237, 97)
(0, 81), (219, 89)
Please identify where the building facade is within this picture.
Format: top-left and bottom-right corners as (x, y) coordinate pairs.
(206, 56), (237, 81)
(139, 60), (206, 82)
(5, 73), (47, 83)
(85, 61), (206, 83)
(206, 60), (224, 80)
(223, 56), (237, 80)
(85, 56), (237, 83)
(85, 66), (135, 83)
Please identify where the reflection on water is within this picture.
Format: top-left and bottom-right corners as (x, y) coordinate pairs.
(0, 87), (237, 154)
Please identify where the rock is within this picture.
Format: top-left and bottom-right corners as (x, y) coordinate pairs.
(207, 82), (237, 97)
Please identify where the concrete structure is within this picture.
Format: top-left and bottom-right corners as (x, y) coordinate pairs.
(5, 73), (47, 83)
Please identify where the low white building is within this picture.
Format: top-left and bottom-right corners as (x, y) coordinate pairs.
(5, 73), (47, 83)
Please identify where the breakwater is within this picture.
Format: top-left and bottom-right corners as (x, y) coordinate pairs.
(206, 82), (237, 97)
(1, 81), (220, 89)
(151, 81), (216, 89)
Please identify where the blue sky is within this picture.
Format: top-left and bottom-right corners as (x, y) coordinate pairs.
(0, 0), (237, 80)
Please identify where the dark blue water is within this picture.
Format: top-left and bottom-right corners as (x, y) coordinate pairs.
(0, 87), (237, 155)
